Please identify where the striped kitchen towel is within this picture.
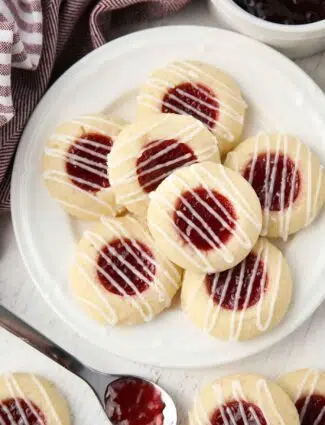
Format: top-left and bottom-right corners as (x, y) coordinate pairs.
(0, 0), (190, 211)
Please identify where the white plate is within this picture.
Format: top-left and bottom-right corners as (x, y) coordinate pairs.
(11, 26), (325, 368)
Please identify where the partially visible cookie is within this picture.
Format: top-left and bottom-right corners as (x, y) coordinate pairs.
(136, 60), (247, 155)
(43, 114), (126, 220)
(181, 238), (293, 340)
(109, 113), (220, 216)
(0, 373), (71, 425)
(225, 133), (325, 240)
(189, 374), (299, 425)
(278, 369), (325, 425)
(147, 161), (262, 273)
(70, 215), (182, 325)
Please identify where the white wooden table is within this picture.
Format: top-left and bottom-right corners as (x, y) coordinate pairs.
(2, 1), (325, 423)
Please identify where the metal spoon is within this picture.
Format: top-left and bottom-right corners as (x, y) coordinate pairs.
(0, 305), (177, 425)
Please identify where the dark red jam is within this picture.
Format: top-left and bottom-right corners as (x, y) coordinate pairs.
(205, 252), (267, 310)
(66, 132), (112, 192)
(173, 187), (237, 251)
(162, 82), (219, 129)
(0, 398), (46, 425)
(296, 394), (325, 425)
(105, 378), (165, 425)
(211, 400), (267, 425)
(234, 0), (325, 25)
(136, 139), (197, 193)
(97, 238), (156, 296)
(243, 152), (301, 212)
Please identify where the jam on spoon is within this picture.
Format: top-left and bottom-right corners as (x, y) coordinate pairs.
(105, 377), (165, 425)
(234, 0), (325, 25)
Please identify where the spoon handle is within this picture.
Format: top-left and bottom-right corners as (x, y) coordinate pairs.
(0, 304), (85, 377)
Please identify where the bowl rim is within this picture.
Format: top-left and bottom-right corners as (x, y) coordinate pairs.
(211, 0), (325, 33)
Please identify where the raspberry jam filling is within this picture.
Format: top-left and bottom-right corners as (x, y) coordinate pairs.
(136, 139), (197, 193)
(97, 238), (156, 296)
(206, 252), (267, 310)
(211, 400), (267, 425)
(162, 82), (219, 129)
(296, 394), (325, 425)
(243, 153), (301, 212)
(66, 132), (113, 192)
(0, 398), (46, 425)
(105, 378), (165, 425)
(173, 187), (237, 251)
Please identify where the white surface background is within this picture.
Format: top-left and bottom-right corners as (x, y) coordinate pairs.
(2, 0), (325, 423)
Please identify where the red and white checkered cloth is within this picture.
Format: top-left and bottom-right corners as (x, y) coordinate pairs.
(0, 0), (190, 211)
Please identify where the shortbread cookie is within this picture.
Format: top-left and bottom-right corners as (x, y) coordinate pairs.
(137, 60), (247, 155)
(70, 215), (182, 325)
(147, 162), (262, 273)
(43, 114), (126, 220)
(278, 369), (325, 425)
(225, 133), (325, 240)
(0, 373), (71, 425)
(109, 114), (220, 216)
(181, 238), (292, 340)
(189, 374), (299, 425)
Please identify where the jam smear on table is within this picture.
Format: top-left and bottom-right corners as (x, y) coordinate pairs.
(97, 238), (156, 296)
(136, 139), (197, 193)
(173, 187), (237, 251)
(0, 398), (46, 425)
(105, 378), (165, 425)
(206, 252), (267, 310)
(66, 132), (112, 192)
(234, 0), (325, 25)
(243, 152), (301, 212)
(162, 83), (219, 129)
(211, 400), (267, 425)
(296, 394), (325, 425)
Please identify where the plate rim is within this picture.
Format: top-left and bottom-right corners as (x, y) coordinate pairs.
(11, 25), (325, 369)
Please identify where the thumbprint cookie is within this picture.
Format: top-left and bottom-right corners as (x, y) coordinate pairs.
(278, 369), (325, 425)
(70, 215), (182, 325)
(189, 374), (299, 425)
(225, 133), (325, 240)
(108, 114), (220, 216)
(0, 373), (71, 425)
(43, 114), (126, 220)
(136, 60), (247, 156)
(147, 162), (262, 274)
(181, 238), (292, 340)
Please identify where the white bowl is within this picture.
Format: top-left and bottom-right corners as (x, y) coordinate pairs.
(209, 0), (325, 58)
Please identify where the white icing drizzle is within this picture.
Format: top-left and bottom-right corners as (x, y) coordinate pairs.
(138, 61), (246, 142)
(184, 239), (282, 340)
(293, 369), (325, 425)
(150, 165), (260, 273)
(44, 117), (119, 214)
(198, 378), (286, 425)
(110, 119), (218, 206)
(110, 119), (207, 169)
(1, 373), (63, 425)
(76, 216), (179, 323)
(231, 133), (323, 241)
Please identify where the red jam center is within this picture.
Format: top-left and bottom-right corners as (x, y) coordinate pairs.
(296, 394), (325, 425)
(66, 132), (113, 192)
(243, 152), (301, 212)
(0, 398), (46, 425)
(211, 400), (267, 425)
(205, 252), (267, 310)
(105, 378), (165, 425)
(97, 238), (156, 296)
(173, 187), (237, 251)
(162, 82), (219, 129)
(136, 139), (197, 193)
